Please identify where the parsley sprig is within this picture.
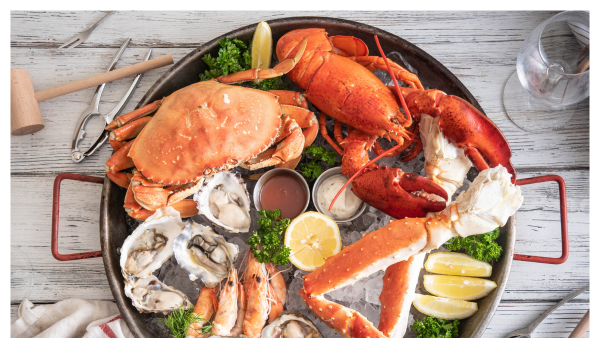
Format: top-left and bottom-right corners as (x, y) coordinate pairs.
(299, 145), (338, 179)
(199, 37), (289, 91)
(159, 307), (213, 338)
(411, 316), (460, 338)
(247, 209), (292, 266)
(445, 228), (502, 263)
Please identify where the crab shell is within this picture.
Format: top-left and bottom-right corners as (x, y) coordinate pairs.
(128, 81), (282, 185)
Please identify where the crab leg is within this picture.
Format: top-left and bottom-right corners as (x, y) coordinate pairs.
(105, 100), (161, 131)
(217, 37), (308, 84)
(378, 253), (425, 338)
(302, 166), (523, 338)
(269, 90), (308, 109)
(300, 288), (385, 338)
(105, 140), (135, 188)
(109, 116), (152, 142)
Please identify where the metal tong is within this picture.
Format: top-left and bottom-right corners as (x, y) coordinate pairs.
(505, 285), (589, 338)
(71, 38), (151, 162)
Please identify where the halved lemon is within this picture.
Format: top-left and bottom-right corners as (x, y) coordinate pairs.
(251, 21), (272, 71)
(413, 294), (478, 320)
(423, 275), (497, 300)
(425, 252), (492, 277)
(284, 212), (342, 271)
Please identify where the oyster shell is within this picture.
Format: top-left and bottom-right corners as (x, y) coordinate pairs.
(124, 275), (192, 314)
(173, 221), (239, 287)
(120, 207), (185, 282)
(194, 171), (251, 232)
(262, 313), (323, 338)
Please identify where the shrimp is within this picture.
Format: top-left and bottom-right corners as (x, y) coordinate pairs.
(243, 263), (270, 338)
(266, 262), (287, 305)
(267, 278), (284, 323)
(187, 286), (218, 338)
(242, 249), (262, 295)
(212, 268), (239, 336)
(230, 282), (247, 336)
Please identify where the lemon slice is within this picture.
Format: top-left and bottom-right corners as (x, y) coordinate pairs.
(413, 294), (478, 320)
(284, 212), (342, 271)
(251, 21), (272, 70)
(423, 275), (497, 300)
(424, 252), (492, 277)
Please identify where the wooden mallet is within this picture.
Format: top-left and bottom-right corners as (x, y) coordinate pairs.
(11, 53), (174, 136)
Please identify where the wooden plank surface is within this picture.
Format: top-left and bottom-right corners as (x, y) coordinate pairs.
(11, 11), (589, 338)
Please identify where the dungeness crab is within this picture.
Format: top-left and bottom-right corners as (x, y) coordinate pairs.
(104, 38), (318, 221)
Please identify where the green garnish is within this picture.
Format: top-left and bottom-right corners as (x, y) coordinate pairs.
(411, 316), (460, 338)
(445, 228), (502, 263)
(247, 209), (292, 266)
(159, 307), (213, 338)
(199, 38), (289, 91)
(251, 76), (290, 91)
(299, 145), (338, 179)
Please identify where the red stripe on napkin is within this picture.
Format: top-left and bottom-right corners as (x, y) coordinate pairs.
(99, 315), (122, 338)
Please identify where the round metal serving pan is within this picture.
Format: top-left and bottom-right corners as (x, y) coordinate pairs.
(100, 16), (516, 338)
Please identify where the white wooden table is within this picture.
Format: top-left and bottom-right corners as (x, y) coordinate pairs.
(11, 11), (589, 337)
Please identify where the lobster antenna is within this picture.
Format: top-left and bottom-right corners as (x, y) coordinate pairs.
(328, 142), (403, 211)
(374, 35), (413, 126)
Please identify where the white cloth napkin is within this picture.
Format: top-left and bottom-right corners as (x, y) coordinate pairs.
(11, 298), (134, 338)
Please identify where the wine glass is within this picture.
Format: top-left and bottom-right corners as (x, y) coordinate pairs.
(504, 11), (589, 133)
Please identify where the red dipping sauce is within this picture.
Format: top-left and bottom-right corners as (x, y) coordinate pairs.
(259, 174), (307, 219)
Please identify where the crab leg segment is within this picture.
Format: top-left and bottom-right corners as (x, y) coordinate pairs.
(109, 116), (152, 142)
(105, 100), (161, 131)
(105, 140), (134, 188)
(303, 217), (428, 298)
(378, 253), (425, 338)
(300, 289), (385, 338)
(269, 90), (308, 109)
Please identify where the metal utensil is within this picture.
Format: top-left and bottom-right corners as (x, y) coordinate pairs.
(505, 285), (589, 338)
(71, 39), (151, 162)
(58, 11), (115, 51)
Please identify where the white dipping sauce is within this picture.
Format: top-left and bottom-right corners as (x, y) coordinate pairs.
(317, 175), (363, 220)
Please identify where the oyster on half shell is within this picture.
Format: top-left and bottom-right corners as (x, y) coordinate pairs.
(120, 207), (185, 282)
(262, 313), (323, 338)
(124, 275), (192, 314)
(173, 221), (239, 287)
(194, 171), (251, 232)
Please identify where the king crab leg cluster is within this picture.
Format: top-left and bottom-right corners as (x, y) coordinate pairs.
(301, 166), (523, 338)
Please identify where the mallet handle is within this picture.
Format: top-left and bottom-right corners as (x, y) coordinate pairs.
(33, 54), (174, 102)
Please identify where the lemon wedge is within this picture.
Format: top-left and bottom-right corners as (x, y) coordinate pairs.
(423, 275), (497, 300)
(413, 294), (478, 320)
(251, 21), (272, 71)
(284, 212), (342, 271)
(425, 252), (492, 277)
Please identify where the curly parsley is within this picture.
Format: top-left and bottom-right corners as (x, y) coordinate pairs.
(159, 307), (213, 338)
(299, 145), (338, 179)
(411, 316), (460, 338)
(199, 38), (289, 91)
(247, 209), (292, 266)
(445, 228), (502, 263)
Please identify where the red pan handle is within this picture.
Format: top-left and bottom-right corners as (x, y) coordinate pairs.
(514, 175), (568, 264)
(52, 173), (104, 261)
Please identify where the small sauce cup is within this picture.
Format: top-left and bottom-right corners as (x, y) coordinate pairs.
(253, 168), (310, 219)
(312, 167), (367, 222)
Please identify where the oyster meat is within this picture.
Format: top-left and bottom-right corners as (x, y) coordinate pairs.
(124, 275), (192, 314)
(120, 207), (185, 281)
(173, 221), (239, 287)
(262, 313), (323, 338)
(194, 171), (251, 232)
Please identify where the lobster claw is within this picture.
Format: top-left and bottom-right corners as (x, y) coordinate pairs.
(350, 166), (448, 219)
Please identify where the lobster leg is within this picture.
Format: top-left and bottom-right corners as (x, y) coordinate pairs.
(319, 114), (344, 155)
(348, 56), (423, 90)
(217, 37), (308, 84)
(105, 100), (161, 131)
